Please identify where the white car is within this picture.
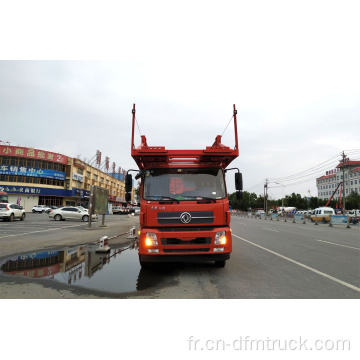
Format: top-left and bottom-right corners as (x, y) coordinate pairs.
(49, 206), (97, 222)
(32, 205), (50, 213)
(0, 203), (26, 222)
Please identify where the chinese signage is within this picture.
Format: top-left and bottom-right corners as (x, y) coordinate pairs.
(0, 185), (90, 198)
(0, 145), (68, 165)
(326, 168), (340, 176)
(73, 173), (84, 182)
(0, 165), (66, 180)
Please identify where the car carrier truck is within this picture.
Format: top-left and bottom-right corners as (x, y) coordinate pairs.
(125, 104), (243, 267)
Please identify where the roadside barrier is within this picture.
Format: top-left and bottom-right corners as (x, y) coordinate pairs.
(270, 213), (279, 221)
(127, 226), (138, 239)
(330, 215), (351, 228)
(95, 236), (111, 253)
(293, 214), (306, 224)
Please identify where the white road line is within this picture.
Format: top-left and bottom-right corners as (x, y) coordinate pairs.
(261, 228), (279, 232)
(233, 234), (360, 293)
(315, 239), (360, 251)
(0, 225), (83, 239)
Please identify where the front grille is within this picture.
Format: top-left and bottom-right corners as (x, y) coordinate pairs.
(157, 226), (214, 232)
(163, 248), (210, 253)
(157, 211), (214, 225)
(161, 237), (211, 245)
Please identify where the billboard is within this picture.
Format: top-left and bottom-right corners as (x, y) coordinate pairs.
(90, 185), (109, 214)
(0, 165), (66, 180)
(0, 145), (68, 164)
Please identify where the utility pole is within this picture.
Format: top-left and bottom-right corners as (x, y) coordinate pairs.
(342, 151), (346, 211)
(264, 179), (268, 214)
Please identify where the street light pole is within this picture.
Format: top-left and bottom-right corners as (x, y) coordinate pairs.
(275, 182), (285, 210)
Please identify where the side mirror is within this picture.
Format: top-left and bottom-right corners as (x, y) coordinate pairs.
(125, 193), (132, 202)
(125, 174), (133, 193)
(236, 191), (243, 200)
(235, 172), (243, 191)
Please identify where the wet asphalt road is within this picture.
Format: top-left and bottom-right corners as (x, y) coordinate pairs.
(0, 213), (359, 298)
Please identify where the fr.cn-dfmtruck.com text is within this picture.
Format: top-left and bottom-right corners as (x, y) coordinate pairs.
(187, 336), (351, 351)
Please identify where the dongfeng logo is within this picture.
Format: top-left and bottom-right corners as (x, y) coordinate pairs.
(180, 212), (192, 224)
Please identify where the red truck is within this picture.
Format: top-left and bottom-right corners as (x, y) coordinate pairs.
(125, 104), (243, 267)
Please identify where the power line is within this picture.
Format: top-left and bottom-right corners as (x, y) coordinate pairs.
(270, 152), (342, 182)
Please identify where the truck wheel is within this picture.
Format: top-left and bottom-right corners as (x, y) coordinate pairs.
(215, 260), (226, 267)
(139, 260), (152, 269)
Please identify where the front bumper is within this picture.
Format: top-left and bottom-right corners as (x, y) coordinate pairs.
(139, 253), (230, 263)
(138, 227), (232, 259)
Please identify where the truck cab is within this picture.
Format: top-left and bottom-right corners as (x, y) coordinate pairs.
(126, 104), (242, 268)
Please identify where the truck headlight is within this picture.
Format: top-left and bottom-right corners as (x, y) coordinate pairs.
(214, 231), (226, 245)
(145, 232), (158, 246)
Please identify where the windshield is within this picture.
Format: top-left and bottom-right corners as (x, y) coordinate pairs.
(143, 168), (226, 201)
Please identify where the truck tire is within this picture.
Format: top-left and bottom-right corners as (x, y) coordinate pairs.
(215, 260), (226, 267)
(139, 260), (152, 268)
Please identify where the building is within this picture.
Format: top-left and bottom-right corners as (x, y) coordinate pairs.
(316, 158), (360, 201)
(0, 144), (135, 211)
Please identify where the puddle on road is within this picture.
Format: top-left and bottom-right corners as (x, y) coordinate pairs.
(0, 241), (177, 294)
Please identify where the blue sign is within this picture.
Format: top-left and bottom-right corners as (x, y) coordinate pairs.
(271, 213), (279, 220)
(15, 251), (60, 261)
(330, 215), (348, 225)
(0, 165), (65, 180)
(0, 185), (90, 198)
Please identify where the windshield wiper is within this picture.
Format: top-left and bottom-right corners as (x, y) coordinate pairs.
(148, 195), (180, 204)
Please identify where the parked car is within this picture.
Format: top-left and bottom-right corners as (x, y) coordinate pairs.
(0, 203), (26, 221)
(347, 209), (360, 224)
(112, 206), (122, 214)
(134, 207), (140, 215)
(113, 206), (130, 215)
(32, 205), (50, 213)
(45, 205), (58, 214)
(49, 206), (97, 222)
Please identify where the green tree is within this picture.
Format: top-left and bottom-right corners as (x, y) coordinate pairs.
(346, 192), (360, 209)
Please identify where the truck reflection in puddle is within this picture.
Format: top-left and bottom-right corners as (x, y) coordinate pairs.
(0, 241), (176, 294)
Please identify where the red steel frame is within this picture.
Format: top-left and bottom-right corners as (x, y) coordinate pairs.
(131, 104), (239, 170)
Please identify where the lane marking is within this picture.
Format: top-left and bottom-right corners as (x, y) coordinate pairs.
(261, 228), (279, 233)
(233, 234), (360, 293)
(0, 225), (83, 239)
(315, 239), (360, 251)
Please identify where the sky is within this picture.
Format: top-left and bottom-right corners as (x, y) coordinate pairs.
(1, 0), (359, 200)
